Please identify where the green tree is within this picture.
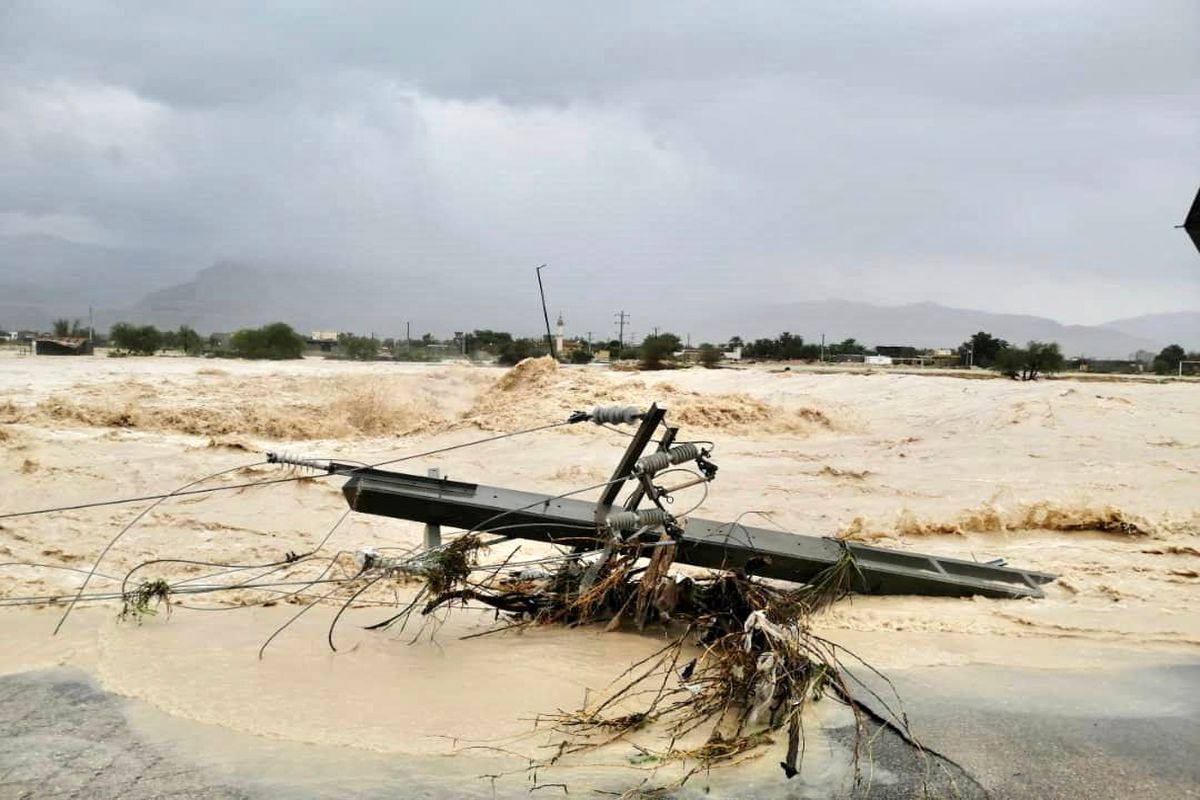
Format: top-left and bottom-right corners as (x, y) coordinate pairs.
(109, 322), (162, 355)
(470, 329), (514, 352)
(742, 332), (820, 360)
(178, 325), (202, 355)
(995, 341), (1064, 381)
(638, 333), (681, 370)
(569, 348), (595, 364)
(340, 334), (378, 361)
(960, 331), (1010, 368)
(52, 318), (71, 337)
(229, 322), (304, 360)
(1152, 344), (1186, 374)
(827, 338), (866, 357)
(497, 338), (548, 366)
(698, 343), (723, 368)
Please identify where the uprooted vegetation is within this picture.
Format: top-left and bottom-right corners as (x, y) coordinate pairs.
(353, 534), (936, 792)
(119, 578), (172, 622)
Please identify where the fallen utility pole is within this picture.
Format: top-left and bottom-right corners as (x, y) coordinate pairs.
(339, 405), (1055, 600)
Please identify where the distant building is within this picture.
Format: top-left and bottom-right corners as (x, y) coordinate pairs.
(310, 330), (339, 342)
(863, 355), (893, 366)
(33, 336), (93, 356)
(875, 345), (919, 359)
(1071, 358), (1144, 374)
(555, 314), (565, 358)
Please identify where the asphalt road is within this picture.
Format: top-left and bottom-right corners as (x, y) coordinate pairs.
(1, 662), (1196, 799)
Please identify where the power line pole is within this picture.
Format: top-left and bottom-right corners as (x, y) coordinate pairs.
(820, 333), (826, 363)
(614, 310), (629, 359)
(536, 265), (557, 361)
(586, 331), (592, 354)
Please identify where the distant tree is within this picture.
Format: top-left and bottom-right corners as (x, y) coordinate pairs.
(341, 334), (378, 361)
(420, 333), (436, 346)
(50, 318), (89, 338)
(178, 326), (203, 355)
(1152, 344), (1187, 374)
(471, 329), (514, 352)
(726, 336), (744, 349)
(742, 332), (820, 361)
(960, 331), (1010, 368)
(995, 340), (1064, 381)
(698, 343), (723, 368)
(497, 338), (548, 366)
(639, 333), (681, 370)
(109, 322), (162, 355)
(160, 329), (179, 350)
(827, 338), (866, 357)
(569, 348), (595, 364)
(229, 322), (304, 360)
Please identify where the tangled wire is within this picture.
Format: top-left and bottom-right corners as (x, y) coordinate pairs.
(361, 532), (941, 793)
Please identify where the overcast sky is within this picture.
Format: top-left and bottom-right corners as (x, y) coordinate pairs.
(1, 1), (1197, 337)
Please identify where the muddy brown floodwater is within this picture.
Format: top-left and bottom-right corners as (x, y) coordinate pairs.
(1, 352), (1197, 796)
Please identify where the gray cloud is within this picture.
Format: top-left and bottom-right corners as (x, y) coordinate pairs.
(1, 0), (1197, 339)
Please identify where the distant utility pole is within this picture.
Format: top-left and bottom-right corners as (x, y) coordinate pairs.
(88, 306), (94, 345)
(614, 310), (630, 359)
(653, 326), (659, 338)
(406, 321), (411, 352)
(820, 333), (826, 363)
(536, 264), (557, 360)
(586, 331), (592, 354)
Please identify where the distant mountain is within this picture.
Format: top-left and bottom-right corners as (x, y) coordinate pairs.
(123, 260), (467, 334)
(719, 299), (1160, 358)
(0, 234), (191, 330)
(1100, 311), (1199, 351)
(3, 238), (1191, 357)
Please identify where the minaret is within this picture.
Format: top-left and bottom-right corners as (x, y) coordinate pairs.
(555, 312), (565, 358)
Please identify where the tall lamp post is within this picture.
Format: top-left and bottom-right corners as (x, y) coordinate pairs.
(536, 264), (557, 361)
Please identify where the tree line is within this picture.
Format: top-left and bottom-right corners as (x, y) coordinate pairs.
(68, 319), (1200, 377)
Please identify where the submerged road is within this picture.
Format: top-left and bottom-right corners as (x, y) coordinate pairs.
(0, 661), (1195, 799)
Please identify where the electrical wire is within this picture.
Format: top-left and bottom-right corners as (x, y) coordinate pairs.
(29, 418), (573, 633)
(52, 459), (270, 635)
(1, 419), (574, 522)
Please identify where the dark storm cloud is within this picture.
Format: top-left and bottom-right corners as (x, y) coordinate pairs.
(1, 0), (1197, 336)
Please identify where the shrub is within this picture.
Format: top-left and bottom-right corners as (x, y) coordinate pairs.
(340, 335), (379, 361)
(698, 343), (723, 368)
(229, 322), (304, 360)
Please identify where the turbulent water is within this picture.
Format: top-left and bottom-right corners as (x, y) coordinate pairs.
(1, 352), (1197, 794)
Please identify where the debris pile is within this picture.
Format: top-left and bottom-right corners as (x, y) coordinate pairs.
(360, 521), (918, 786)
